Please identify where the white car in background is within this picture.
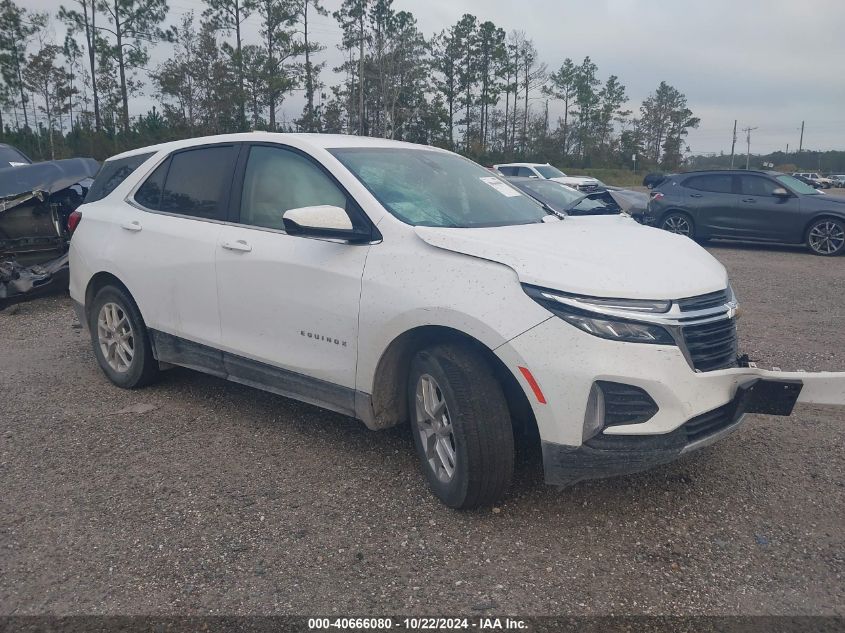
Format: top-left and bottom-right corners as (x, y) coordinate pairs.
(793, 172), (833, 189)
(494, 162), (602, 192)
(68, 133), (845, 508)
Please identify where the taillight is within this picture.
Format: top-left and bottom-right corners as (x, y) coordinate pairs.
(650, 192), (664, 201)
(67, 210), (82, 234)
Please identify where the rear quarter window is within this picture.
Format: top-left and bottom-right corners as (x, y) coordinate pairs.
(85, 152), (154, 203)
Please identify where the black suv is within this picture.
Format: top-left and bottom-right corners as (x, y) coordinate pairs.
(642, 170), (845, 256)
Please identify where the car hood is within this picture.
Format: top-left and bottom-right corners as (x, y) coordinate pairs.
(414, 215), (728, 300)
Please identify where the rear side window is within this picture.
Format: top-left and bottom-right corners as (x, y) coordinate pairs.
(134, 145), (239, 220)
(685, 174), (734, 194)
(516, 167), (536, 177)
(497, 166), (516, 176)
(86, 152), (154, 202)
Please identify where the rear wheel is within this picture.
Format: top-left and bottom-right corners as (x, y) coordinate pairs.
(408, 344), (514, 509)
(806, 218), (845, 256)
(661, 212), (695, 239)
(89, 285), (159, 388)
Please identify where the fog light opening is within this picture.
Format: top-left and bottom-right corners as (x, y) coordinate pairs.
(583, 382), (606, 441)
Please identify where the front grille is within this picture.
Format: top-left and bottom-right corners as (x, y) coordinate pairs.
(677, 289), (730, 312)
(598, 381), (659, 426)
(684, 403), (736, 443)
(681, 317), (738, 372)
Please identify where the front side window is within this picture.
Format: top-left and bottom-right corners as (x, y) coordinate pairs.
(239, 146), (348, 230)
(86, 152), (154, 203)
(534, 165), (566, 179)
(740, 176), (779, 197)
(331, 148), (548, 228)
(134, 145), (239, 219)
(685, 174), (734, 193)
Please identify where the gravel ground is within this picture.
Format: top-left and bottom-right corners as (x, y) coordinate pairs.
(0, 243), (843, 617)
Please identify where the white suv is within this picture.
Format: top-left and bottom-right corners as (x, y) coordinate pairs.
(494, 162), (601, 191)
(69, 133), (844, 508)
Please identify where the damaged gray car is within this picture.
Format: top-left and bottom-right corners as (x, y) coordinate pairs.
(0, 148), (99, 309)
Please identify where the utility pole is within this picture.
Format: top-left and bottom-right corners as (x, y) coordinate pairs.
(730, 120), (737, 168)
(798, 120), (804, 154)
(742, 126), (757, 170)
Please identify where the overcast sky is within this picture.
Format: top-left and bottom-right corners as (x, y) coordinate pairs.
(29, 0), (845, 155)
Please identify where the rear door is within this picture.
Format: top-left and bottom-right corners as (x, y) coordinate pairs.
(681, 174), (738, 236)
(737, 174), (802, 241)
(119, 144), (241, 346)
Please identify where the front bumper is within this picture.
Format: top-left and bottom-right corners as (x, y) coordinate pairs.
(0, 253), (69, 309)
(542, 376), (802, 486)
(495, 317), (845, 485)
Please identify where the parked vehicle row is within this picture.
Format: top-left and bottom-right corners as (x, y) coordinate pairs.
(793, 172), (833, 189)
(69, 133), (845, 508)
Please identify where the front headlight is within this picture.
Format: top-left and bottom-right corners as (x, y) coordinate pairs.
(523, 285), (676, 345)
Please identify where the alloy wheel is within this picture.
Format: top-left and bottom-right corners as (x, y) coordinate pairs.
(663, 215), (692, 236)
(97, 302), (135, 373)
(808, 221), (845, 255)
(414, 374), (457, 483)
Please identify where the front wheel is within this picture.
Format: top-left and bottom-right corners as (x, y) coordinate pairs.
(806, 218), (845, 256)
(661, 212), (695, 239)
(408, 344), (514, 509)
(88, 285), (159, 388)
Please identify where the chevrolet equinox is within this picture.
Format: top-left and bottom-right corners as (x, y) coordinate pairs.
(69, 134), (845, 508)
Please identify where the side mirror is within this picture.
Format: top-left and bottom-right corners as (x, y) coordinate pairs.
(772, 187), (791, 197)
(282, 205), (371, 242)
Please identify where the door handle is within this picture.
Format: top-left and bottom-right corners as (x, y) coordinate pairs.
(120, 220), (142, 232)
(741, 198), (756, 203)
(689, 193), (703, 198)
(221, 239), (252, 253)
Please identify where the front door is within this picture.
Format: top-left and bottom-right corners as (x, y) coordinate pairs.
(736, 174), (802, 241)
(215, 144), (371, 392)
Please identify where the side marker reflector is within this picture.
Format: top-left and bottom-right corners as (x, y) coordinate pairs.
(518, 366), (547, 404)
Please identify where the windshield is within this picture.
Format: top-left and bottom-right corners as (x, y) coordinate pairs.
(330, 148), (548, 228)
(569, 197), (618, 215)
(777, 174), (820, 195)
(517, 179), (582, 209)
(0, 146), (31, 166)
(534, 165), (566, 179)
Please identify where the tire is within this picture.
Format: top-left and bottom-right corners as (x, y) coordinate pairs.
(88, 285), (159, 388)
(806, 217), (845, 256)
(407, 344), (514, 509)
(660, 211), (695, 239)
